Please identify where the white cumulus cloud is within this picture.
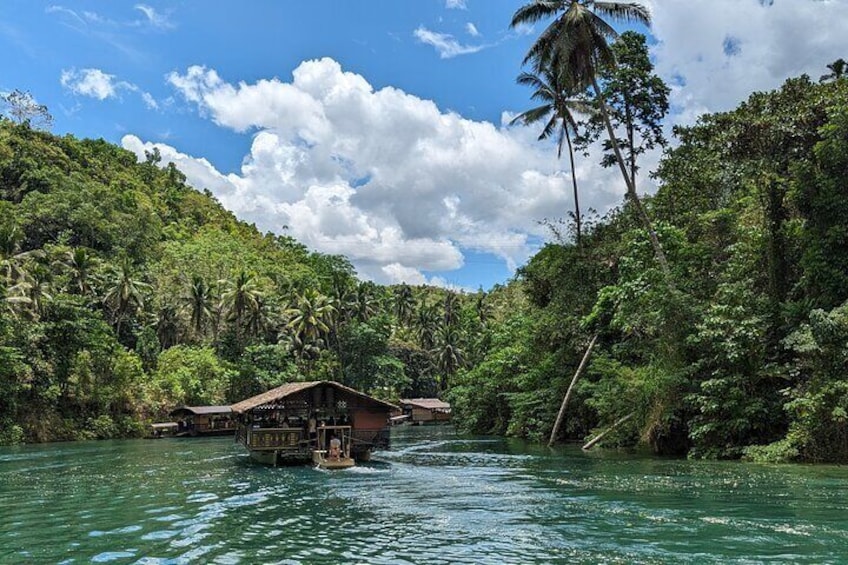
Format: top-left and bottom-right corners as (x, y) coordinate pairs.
(60, 67), (159, 110)
(646, 0), (848, 125)
(60, 68), (121, 100)
(123, 58), (623, 284)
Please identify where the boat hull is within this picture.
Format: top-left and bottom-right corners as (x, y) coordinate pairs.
(313, 450), (355, 470)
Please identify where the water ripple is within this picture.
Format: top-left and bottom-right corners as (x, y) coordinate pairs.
(3, 430), (848, 563)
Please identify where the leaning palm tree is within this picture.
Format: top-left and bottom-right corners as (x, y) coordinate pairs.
(511, 66), (592, 245)
(511, 0), (670, 275)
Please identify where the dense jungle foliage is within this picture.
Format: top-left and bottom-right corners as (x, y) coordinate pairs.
(0, 117), (492, 444)
(3, 65), (848, 465)
(452, 72), (848, 463)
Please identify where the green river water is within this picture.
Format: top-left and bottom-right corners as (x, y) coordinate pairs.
(2, 425), (848, 564)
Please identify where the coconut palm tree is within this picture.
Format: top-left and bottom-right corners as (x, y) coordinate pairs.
(61, 247), (98, 296)
(511, 1), (670, 274)
(353, 281), (380, 322)
(434, 324), (465, 391)
(394, 284), (416, 327)
(245, 295), (272, 341)
(443, 291), (460, 328)
(220, 270), (263, 347)
(183, 274), (214, 341)
(103, 260), (149, 337)
(475, 292), (493, 328)
(511, 66), (592, 245)
(1, 281), (32, 318)
(156, 303), (180, 349)
(286, 288), (336, 347)
(415, 302), (440, 351)
(821, 58), (847, 82)
(330, 281), (356, 325)
(25, 266), (52, 319)
(0, 223), (41, 284)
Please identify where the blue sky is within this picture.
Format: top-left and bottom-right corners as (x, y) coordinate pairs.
(2, 1), (847, 289)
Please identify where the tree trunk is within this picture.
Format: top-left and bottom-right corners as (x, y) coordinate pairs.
(624, 99), (636, 188)
(548, 333), (598, 446)
(590, 75), (671, 279)
(564, 128), (582, 246)
(582, 411), (635, 450)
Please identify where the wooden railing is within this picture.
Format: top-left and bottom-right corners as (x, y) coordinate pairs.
(236, 426), (390, 452)
(190, 421), (236, 433)
(243, 427), (306, 451)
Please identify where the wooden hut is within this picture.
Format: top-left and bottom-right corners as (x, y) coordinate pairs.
(231, 381), (397, 466)
(168, 406), (235, 436)
(399, 398), (452, 424)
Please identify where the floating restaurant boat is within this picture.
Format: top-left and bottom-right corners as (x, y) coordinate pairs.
(398, 398), (452, 425)
(231, 381), (397, 468)
(168, 405), (236, 437)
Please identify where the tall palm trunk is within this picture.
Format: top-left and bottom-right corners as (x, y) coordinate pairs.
(590, 74), (670, 278)
(563, 127), (582, 246)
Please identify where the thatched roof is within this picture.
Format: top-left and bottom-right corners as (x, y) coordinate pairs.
(169, 405), (232, 417)
(230, 380), (399, 414)
(399, 398), (451, 411)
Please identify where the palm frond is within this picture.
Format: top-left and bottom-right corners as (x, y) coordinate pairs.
(510, 104), (554, 127)
(523, 17), (563, 67)
(516, 71), (546, 90)
(591, 1), (651, 26)
(538, 114), (559, 142)
(586, 9), (620, 41)
(511, 1), (565, 27)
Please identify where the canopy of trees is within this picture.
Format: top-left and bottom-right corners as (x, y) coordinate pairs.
(3, 39), (848, 465)
(453, 70), (848, 463)
(0, 120), (491, 444)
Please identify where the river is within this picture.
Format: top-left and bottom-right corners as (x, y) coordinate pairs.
(2, 425), (847, 564)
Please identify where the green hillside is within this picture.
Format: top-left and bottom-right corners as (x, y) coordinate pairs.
(0, 121), (491, 443)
